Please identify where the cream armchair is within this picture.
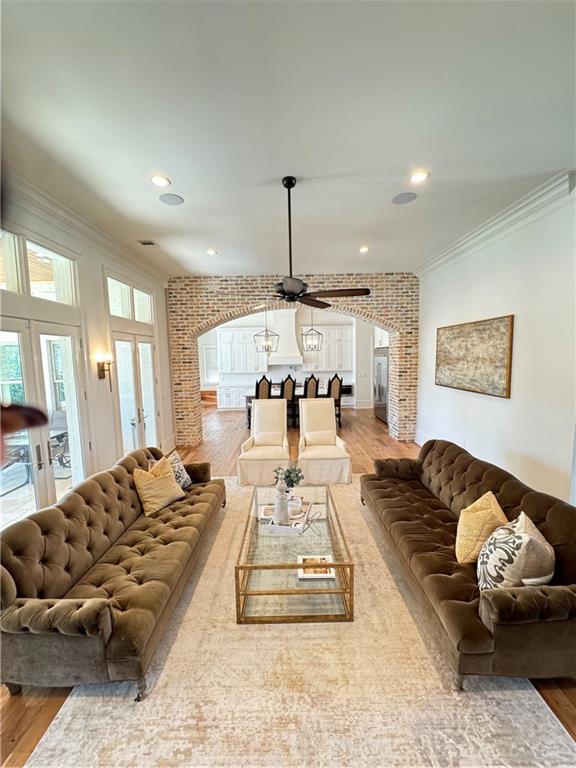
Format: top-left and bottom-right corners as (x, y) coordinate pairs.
(298, 398), (351, 485)
(237, 399), (291, 486)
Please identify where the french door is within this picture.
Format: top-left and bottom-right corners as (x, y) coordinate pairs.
(0, 317), (89, 527)
(113, 333), (159, 454)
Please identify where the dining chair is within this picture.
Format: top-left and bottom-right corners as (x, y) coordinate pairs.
(255, 375), (272, 399)
(326, 374), (343, 427)
(279, 374), (297, 427)
(303, 374), (319, 399)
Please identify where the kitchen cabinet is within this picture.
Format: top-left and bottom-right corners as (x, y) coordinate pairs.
(217, 328), (267, 374)
(302, 325), (353, 372)
(216, 385), (253, 410)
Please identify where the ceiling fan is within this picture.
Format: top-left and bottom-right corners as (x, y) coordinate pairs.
(271, 176), (371, 310)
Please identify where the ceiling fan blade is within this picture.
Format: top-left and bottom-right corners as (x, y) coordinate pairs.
(307, 288), (371, 298)
(298, 295), (332, 309)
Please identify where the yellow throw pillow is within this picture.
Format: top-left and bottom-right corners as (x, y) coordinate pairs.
(455, 491), (508, 564)
(134, 458), (185, 516)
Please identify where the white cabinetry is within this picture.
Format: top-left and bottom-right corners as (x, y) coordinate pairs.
(217, 329), (268, 374)
(303, 325), (353, 372)
(216, 385), (253, 410)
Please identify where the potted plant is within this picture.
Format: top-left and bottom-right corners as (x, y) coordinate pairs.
(273, 464), (304, 508)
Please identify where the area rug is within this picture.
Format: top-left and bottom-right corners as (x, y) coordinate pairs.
(25, 478), (576, 768)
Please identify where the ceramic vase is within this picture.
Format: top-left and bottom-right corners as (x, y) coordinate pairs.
(274, 477), (290, 525)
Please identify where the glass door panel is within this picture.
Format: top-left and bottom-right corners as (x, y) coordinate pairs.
(38, 333), (84, 497)
(115, 339), (139, 453)
(0, 327), (41, 527)
(137, 341), (157, 447)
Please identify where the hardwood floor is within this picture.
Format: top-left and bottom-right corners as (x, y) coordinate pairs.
(179, 405), (420, 475)
(1, 405), (574, 765)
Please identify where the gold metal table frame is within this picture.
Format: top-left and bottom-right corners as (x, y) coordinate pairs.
(235, 486), (354, 624)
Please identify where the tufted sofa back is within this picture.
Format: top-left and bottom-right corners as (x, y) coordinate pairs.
(419, 440), (576, 584)
(0, 447), (163, 605)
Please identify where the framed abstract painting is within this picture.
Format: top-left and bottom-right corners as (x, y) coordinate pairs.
(435, 315), (514, 398)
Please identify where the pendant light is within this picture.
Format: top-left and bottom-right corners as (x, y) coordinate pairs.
(254, 310), (279, 354)
(301, 308), (323, 352)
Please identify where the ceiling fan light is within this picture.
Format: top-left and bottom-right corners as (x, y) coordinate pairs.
(301, 326), (323, 352)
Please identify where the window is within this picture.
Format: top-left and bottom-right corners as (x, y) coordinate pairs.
(27, 241), (75, 304)
(0, 332), (25, 404)
(134, 289), (153, 323)
(0, 231), (20, 293)
(107, 277), (153, 323)
(47, 340), (66, 410)
(107, 277), (132, 318)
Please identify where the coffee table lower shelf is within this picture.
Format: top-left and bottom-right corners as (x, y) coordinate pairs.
(235, 561), (354, 624)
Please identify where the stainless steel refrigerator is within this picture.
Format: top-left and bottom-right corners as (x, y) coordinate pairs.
(374, 347), (389, 423)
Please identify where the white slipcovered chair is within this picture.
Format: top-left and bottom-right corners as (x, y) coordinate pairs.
(298, 398), (352, 485)
(237, 399), (290, 486)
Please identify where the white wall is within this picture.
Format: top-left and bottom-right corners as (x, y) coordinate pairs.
(1, 174), (175, 472)
(417, 184), (575, 500)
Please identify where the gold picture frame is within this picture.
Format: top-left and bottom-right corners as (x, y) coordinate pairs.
(435, 315), (514, 398)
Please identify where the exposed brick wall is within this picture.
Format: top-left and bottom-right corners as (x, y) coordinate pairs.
(167, 273), (419, 445)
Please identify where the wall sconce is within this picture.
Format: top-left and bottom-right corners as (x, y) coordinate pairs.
(96, 354), (114, 391)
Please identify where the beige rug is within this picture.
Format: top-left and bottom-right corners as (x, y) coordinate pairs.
(26, 479), (576, 768)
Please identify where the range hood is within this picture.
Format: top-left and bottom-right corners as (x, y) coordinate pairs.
(267, 309), (303, 366)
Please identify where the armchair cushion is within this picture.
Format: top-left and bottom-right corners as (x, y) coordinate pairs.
(0, 597), (114, 642)
(254, 431), (284, 446)
(374, 458), (422, 481)
(479, 585), (576, 631)
(299, 445), (348, 460)
(238, 446), (290, 461)
(305, 430), (335, 446)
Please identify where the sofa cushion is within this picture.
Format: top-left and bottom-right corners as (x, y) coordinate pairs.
(133, 459), (186, 516)
(65, 489), (217, 659)
(455, 491), (508, 564)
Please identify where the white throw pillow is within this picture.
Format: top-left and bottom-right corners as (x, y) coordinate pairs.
(305, 431), (336, 446)
(253, 431), (283, 446)
(477, 511), (555, 590)
(168, 451), (193, 490)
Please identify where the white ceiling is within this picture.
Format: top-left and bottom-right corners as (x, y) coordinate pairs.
(2, 1), (574, 277)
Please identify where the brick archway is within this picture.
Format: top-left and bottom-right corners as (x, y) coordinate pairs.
(167, 273), (418, 445)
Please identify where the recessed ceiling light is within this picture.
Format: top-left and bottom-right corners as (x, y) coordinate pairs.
(159, 193), (184, 206)
(393, 192), (418, 205)
(151, 174), (171, 187)
(206, 248), (218, 256)
(410, 170), (431, 184)
(359, 246), (370, 254)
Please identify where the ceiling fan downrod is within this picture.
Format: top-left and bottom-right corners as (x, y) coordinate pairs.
(282, 176), (297, 278)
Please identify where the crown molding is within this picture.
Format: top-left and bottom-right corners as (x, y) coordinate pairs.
(416, 170), (575, 277)
(1, 167), (170, 285)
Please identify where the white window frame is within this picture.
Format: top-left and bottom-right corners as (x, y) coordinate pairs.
(104, 269), (155, 326)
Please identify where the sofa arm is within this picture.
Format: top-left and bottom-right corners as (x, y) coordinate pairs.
(183, 462), (211, 483)
(479, 586), (576, 632)
(373, 458), (422, 480)
(0, 598), (115, 643)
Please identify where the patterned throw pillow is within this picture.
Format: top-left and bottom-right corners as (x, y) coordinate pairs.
(167, 452), (193, 490)
(134, 457), (185, 516)
(455, 491), (508, 564)
(477, 512), (555, 590)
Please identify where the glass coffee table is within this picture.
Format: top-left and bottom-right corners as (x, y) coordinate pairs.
(235, 485), (354, 624)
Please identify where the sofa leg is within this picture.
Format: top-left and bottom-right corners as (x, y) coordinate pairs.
(452, 674), (465, 693)
(4, 682), (22, 696)
(222, 498), (226, 508)
(360, 496), (366, 506)
(135, 676), (147, 702)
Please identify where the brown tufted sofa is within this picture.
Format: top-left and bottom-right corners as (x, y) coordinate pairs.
(360, 439), (576, 684)
(0, 447), (225, 700)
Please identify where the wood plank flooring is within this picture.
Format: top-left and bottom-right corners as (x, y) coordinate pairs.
(1, 405), (574, 765)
